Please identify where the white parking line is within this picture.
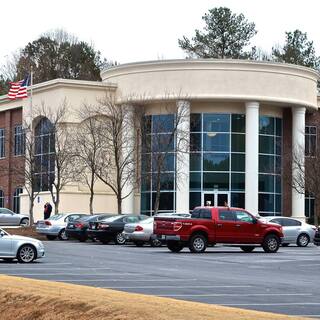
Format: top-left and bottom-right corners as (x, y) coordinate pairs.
(159, 293), (312, 297)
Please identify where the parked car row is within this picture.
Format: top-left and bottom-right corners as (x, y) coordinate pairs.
(0, 208), (29, 226)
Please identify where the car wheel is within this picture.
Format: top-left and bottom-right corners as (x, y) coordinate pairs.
(46, 235), (57, 240)
(189, 234), (207, 253)
(20, 218), (29, 227)
(262, 234), (280, 253)
(297, 233), (310, 247)
(240, 246), (255, 253)
(150, 238), (162, 247)
(17, 245), (36, 263)
(134, 241), (144, 247)
(167, 241), (184, 253)
(114, 232), (126, 245)
(282, 243), (290, 247)
(58, 228), (69, 241)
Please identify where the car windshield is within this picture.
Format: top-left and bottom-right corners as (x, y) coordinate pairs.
(48, 214), (65, 220)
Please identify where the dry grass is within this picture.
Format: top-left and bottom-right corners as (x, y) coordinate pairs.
(0, 275), (312, 320)
(2, 227), (47, 240)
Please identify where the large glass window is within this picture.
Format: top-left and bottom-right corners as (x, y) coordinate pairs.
(0, 190), (4, 207)
(13, 187), (23, 213)
(305, 126), (316, 157)
(141, 114), (176, 215)
(259, 116), (282, 216)
(189, 113), (246, 210)
(14, 125), (25, 156)
(34, 118), (55, 192)
(0, 128), (5, 158)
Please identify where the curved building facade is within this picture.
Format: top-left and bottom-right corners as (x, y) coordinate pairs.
(102, 59), (319, 219)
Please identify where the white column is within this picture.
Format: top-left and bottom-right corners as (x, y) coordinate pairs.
(292, 106), (306, 220)
(176, 100), (190, 213)
(121, 105), (135, 214)
(245, 101), (259, 215)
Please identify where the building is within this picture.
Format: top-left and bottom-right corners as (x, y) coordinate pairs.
(0, 59), (319, 222)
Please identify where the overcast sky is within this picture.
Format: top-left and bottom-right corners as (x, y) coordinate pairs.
(1, 0), (320, 67)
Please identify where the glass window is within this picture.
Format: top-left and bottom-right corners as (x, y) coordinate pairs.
(231, 153), (245, 172)
(190, 173), (201, 190)
(275, 176), (281, 194)
(275, 194), (281, 213)
(259, 117), (274, 135)
(190, 153), (201, 171)
(0, 190), (4, 207)
(276, 137), (282, 155)
(142, 135), (151, 153)
(199, 209), (212, 219)
(141, 154), (151, 173)
(231, 173), (245, 191)
(141, 193), (150, 211)
(203, 133), (229, 152)
(190, 114), (201, 132)
(259, 155), (275, 174)
(259, 174), (274, 193)
(152, 115), (174, 133)
(281, 218), (301, 227)
(203, 173), (229, 190)
(13, 187), (23, 213)
(259, 136), (275, 154)
(231, 134), (245, 152)
(14, 125), (25, 156)
(231, 114), (245, 133)
(218, 210), (236, 221)
(235, 211), (254, 223)
(152, 153), (174, 172)
(143, 116), (151, 134)
(203, 153), (229, 171)
(259, 193), (274, 212)
(152, 173), (174, 191)
(305, 126), (316, 157)
(190, 133), (202, 152)
(231, 193), (245, 209)
(276, 118), (282, 136)
(0, 129), (5, 158)
(189, 192), (201, 211)
(203, 114), (230, 132)
(152, 134), (174, 152)
(152, 192), (174, 211)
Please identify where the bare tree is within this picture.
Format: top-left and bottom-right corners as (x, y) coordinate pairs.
(91, 94), (136, 214)
(73, 104), (104, 214)
(36, 101), (77, 214)
(136, 99), (190, 215)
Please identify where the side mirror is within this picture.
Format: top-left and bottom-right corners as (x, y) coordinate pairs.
(0, 231), (5, 237)
(252, 218), (258, 224)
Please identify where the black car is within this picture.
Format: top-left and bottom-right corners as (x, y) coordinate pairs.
(87, 214), (148, 245)
(314, 227), (320, 246)
(66, 214), (114, 242)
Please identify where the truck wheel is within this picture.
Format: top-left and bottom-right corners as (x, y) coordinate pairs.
(297, 233), (310, 247)
(240, 246), (255, 253)
(262, 234), (280, 253)
(189, 234), (207, 253)
(167, 241), (184, 253)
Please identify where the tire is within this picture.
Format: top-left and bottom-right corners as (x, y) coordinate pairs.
(282, 243), (290, 247)
(297, 233), (310, 247)
(46, 235), (57, 240)
(134, 241), (144, 247)
(17, 244), (36, 263)
(150, 238), (162, 247)
(58, 228), (69, 241)
(240, 246), (255, 253)
(167, 241), (184, 253)
(262, 234), (280, 253)
(20, 218), (29, 227)
(189, 234), (207, 253)
(114, 232), (126, 245)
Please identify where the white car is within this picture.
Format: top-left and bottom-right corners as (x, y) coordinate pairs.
(262, 216), (317, 247)
(0, 228), (45, 263)
(36, 213), (88, 240)
(0, 208), (29, 226)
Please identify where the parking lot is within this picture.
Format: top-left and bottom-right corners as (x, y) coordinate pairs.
(1, 241), (320, 318)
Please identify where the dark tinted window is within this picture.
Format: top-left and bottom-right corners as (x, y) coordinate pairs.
(218, 210), (236, 221)
(281, 218), (301, 227)
(270, 218), (282, 225)
(191, 209), (212, 219)
(191, 209), (200, 218)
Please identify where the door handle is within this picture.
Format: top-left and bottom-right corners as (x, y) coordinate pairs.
(235, 224), (241, 228)
(217, 224), (223, 227)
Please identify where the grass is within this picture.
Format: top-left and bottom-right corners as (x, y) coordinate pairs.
(2, 226), (47, 240)
(0, 275), (312, 320)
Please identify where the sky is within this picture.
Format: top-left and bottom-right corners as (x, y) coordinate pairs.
(1, 0), (320, 67)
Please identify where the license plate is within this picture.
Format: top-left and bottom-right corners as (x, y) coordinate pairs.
(69, 224), (74, 228)
(91, 226), (96, 230)
(161, 235), (166, 240)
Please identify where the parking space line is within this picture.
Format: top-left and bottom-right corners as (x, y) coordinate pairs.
(159, 293), (312, 297)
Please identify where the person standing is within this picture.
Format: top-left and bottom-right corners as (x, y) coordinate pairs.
(44, 202), (52, 219)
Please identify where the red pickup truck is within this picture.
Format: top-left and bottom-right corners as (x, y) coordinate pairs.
(154, 206), (283, 253)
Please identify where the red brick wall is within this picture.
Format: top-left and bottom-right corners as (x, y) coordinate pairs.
(0, 107), (25, 210)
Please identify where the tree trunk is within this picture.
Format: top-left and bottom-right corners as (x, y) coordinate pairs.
(54, 191), (59, 215)
(89, 189), (94, 215)
(117, 196), (122, 215)
(29, 195), (34, 225)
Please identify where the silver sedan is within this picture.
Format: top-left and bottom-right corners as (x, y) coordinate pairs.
(0, 228), (45, 263)
(262, 216), (317, 247)
(0, 208), (29, 226)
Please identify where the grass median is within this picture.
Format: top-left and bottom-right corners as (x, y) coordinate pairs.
(0, 275), (311, 320)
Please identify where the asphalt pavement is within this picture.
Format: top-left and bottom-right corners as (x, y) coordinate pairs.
(1, 241), (320, 318)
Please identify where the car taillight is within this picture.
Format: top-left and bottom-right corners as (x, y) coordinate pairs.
(135, 225), (143, 231)
(44, 221), (52, 226)
(75, 223), (84, 229)
(173, 222), (182, 231)
(98, 223), (109, 230)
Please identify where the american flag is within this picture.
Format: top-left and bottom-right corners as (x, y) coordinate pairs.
(8, 75), (30, 100)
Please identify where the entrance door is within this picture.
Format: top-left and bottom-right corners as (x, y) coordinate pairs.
(203, 192), (229, 206)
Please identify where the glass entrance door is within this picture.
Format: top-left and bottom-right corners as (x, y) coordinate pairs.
(203, 192), (229, 206)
